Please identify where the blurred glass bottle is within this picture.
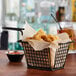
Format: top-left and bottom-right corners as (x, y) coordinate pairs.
(5, 13), (18, 50)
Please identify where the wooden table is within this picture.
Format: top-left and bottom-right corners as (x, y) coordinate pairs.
(0, 51), (76, 76)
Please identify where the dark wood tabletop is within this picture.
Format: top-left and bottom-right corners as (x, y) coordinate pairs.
(0, 51), (76, 76)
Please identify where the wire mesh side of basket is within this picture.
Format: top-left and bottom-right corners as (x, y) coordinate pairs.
(22, 42), (51, 69)
(52, 42), (70, 71)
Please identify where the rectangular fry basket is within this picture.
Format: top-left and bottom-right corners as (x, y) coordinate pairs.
(19, 40), (72, 71)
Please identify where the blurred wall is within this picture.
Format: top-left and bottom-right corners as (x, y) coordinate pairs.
(0, 0), (2, 21)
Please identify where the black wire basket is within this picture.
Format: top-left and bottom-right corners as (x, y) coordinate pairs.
(19, 41), (72, 71)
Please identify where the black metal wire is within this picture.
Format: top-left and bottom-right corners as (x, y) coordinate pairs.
(19, 41), (72, 71)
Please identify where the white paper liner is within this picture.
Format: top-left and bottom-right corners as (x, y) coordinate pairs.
(19, 21), (36, 40)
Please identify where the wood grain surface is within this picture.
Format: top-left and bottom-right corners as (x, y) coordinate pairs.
(0, 51), (76, 76)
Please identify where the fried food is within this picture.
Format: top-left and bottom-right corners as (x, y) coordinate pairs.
(36, 29), (46, 35)
(33, 34), (42, 40)
(26, 29), (59, 42)
(47, 34), (59, 41)
(41, 35), (52, 42)
(33, 29), (46, 40)
(26, 37), (33, 40)
(47, 35), (55, 41)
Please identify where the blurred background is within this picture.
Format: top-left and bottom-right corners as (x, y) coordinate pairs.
(0, 0), (76, 52)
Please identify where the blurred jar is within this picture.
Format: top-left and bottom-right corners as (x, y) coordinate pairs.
(59, 22), (74, 50)
(56, 7), (65, 22)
